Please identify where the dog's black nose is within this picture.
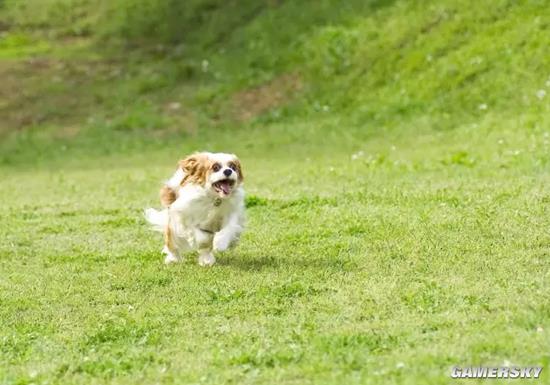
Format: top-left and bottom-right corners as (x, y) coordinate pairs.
(223, 168), (232, 177)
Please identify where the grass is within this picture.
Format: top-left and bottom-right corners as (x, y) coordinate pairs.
(1, 0), (549, 384)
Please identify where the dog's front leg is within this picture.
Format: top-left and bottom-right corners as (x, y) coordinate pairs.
(195, 228), (216, 266)
(213, 213), (243, 252)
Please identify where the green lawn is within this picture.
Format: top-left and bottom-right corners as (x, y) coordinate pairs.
(1, 0), (549, 384)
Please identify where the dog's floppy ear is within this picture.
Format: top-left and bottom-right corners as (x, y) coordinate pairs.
(231, 156), (244, 182)
(179, 152), (210, 185)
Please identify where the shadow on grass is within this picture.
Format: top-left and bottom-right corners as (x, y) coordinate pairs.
(220, 253), (358, 273)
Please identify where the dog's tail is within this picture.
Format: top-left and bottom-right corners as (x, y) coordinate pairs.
(144, 208), (168, 232)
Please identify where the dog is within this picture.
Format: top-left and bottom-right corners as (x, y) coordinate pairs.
(145, 152), (245, 266)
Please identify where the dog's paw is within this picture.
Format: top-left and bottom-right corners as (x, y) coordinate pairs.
(164, 254), (181, 265)
(162, 245), (181, 264)
(164, 253), (182, 265)
(213, 234), (231, 252)
(198, 253), (216, 267)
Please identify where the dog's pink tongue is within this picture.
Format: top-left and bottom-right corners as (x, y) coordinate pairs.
(220, 182), (230, 195)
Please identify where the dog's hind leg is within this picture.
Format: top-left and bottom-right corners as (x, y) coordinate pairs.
(162, 245), (181, 264)
(163, 224), (181, 264)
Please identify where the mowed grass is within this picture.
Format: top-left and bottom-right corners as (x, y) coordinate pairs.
(1, 0), (550, 384)
(2, 121), (549, 384)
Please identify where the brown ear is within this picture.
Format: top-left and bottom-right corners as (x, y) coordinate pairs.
(232, 156), (244, 182)
(178, 153), (210, 185)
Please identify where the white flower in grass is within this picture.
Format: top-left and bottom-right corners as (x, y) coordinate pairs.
(201, 60), (209, 72)
(470, 56), (483, 65)
(536, 89), (546, 100)
(478, 103), (488, 110)
(168, 102), (181, 110)
(351, 150), (364, 160)
(396, 362), (405, 369)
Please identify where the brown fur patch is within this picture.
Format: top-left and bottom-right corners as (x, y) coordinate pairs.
(229, 158), (244, 182)
(159, 185), (177, 207)
(164, 224), (176, 252)
(179, 153), (212, 186)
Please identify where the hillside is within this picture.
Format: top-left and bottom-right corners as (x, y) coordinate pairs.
(1, 0), (548, 166)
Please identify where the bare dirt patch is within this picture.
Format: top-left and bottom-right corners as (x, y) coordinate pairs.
(0, 57), (115, 138)
(231, 72), (303, 121)
(0, 59), (80, 136)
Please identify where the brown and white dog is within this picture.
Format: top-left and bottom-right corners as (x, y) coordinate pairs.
(145, 152), (245, 265)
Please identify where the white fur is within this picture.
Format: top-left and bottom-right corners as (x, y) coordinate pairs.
(145, 152), (245, 266)
(165, 167), (185, 191)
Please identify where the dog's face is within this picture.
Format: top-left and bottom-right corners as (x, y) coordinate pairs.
(179, 152), (243, 198)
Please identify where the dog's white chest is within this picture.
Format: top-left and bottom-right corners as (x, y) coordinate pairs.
(175, 196), (228, 232)
(199, 202), (227, 232)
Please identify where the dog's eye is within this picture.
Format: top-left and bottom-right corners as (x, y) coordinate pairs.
(212, 163), (221, 172)
(229, 162), (237, 171)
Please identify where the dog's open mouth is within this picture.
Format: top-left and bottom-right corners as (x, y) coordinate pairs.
(213, 179), (235, 196)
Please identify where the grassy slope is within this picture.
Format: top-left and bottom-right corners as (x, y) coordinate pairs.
(1, 0), (549, 384)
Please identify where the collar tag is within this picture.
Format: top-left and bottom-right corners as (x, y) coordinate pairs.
(214, 198), (222, 206)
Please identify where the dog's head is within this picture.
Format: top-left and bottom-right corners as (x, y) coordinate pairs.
(179, 152), (243, 198)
